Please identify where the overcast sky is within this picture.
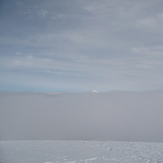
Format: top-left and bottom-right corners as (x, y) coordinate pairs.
(1, 0), (163, 92)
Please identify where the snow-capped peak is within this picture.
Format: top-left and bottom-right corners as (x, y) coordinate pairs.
(91, 89), (98, 93)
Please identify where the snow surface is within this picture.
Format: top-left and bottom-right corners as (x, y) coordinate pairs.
(0, 140), (163, 163)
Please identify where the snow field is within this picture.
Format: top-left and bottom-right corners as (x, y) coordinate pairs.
(0, 140), (163, 163)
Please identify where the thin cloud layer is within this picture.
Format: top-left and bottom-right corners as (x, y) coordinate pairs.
(0, 0), (163, 92)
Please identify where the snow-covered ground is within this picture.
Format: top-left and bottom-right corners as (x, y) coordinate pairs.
(1, 140), (163, 163)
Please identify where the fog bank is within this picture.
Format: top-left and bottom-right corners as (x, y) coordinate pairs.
(0, 91), (163, 142)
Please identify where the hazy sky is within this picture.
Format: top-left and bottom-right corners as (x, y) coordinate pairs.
(1, 0), (163, 92)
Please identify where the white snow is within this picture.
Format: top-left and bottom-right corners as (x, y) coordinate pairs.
(0, 140), (163, 163)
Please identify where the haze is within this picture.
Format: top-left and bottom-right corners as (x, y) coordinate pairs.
(0, 91), (163, 142)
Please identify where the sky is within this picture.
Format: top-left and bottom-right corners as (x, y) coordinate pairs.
(0, 0), (163, 92)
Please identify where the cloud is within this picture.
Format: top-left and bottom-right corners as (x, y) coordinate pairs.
(131, 46), (163, 70)
(38, 9), (48, 18)
(0, 0), (163, 92)
(137, 13), (163, 32)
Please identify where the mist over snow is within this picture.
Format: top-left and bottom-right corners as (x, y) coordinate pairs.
(0, 91), (163, 142)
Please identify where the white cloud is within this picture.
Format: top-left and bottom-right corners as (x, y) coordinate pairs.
(132, 46), (163, 58)
(137, 12), (163, 32)
(38, 9), (48, 18)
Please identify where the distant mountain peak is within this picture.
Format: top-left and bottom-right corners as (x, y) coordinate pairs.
(91, 89), (98, 93)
